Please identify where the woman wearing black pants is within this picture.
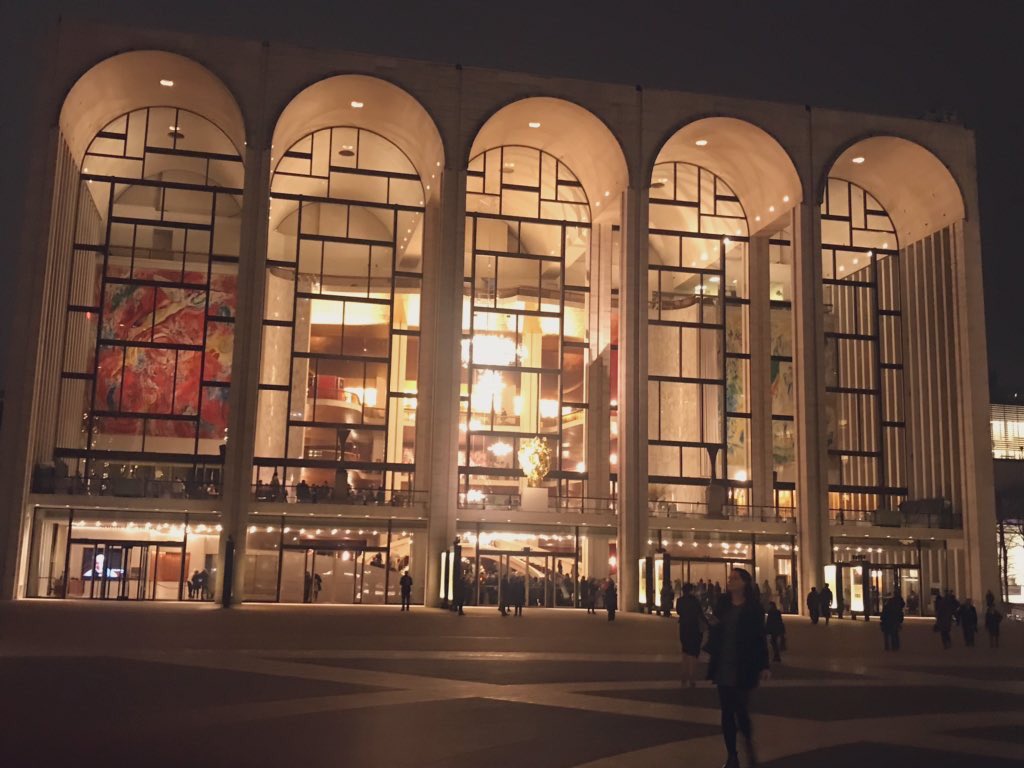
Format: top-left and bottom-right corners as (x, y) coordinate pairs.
(706, 567), (770, 768)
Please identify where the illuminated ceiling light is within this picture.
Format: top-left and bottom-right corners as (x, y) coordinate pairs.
(709, 276), (721, 283)
(351, 100), (364, 108)
(489, 442), (513, 457)
(734, 469), (748, 482)
(604, 190), (610, 197)
(853, 258), (860, 265)
(783, 195), (790, 203)
(755, 215), (761, 222)
(159, 79), (174, 87)
(700, 253), (709, 261)
(339, 145), (355, 157)
(528, 121), (541, 128)
(768, 206), (775, 213)
(851, 156), (865, 164)
(575, 462), (586, 472)
(882, 241), (890, 248)
(695, 139), (709, 146)
(838, 265), (846, 273)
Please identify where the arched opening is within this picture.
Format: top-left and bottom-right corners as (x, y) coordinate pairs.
(26, 52), (244, 601)
(821, 137), (967, 529)
(456, 99), (627, 608)
(249, 76), (442, 605)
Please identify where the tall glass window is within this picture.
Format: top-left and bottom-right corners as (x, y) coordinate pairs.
(460, 146), (591, 501)
(821, 178), (906, 517)
(770, 226), (797, 511)
(647, 163), (749, 507)
(254, 128), (423, 501)
(53, 108), (243, 497)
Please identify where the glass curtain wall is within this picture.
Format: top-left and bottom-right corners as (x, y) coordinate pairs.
(460, 146), (591, 502)
(769, 226), (797, 512)
(51, 108), (243, 498)
(647, 163), (750, 510)
(821, 178), (907, 518)
(254, 128), (423, 502)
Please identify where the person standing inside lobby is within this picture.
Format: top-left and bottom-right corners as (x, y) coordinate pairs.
(399, 570), (413, 611)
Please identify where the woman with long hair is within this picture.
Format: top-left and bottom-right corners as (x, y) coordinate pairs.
(706, 567), (770, 767)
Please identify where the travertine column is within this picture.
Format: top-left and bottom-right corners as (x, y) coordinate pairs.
(793, 203), (829, 610)
(586, 218), (616, 501)
(417, 167), (465, 606)
(618, 186), (648, 612)
(218, 140), (272, 605)
(748, 234), (774, 511)
(953, 215), (999, 602)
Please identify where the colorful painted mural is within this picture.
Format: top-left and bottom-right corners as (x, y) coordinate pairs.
(93, 268), (235, 438)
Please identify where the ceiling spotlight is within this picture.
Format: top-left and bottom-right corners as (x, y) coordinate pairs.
(695, 139), (709, 146)
(159, 79), (174, 87)
(528, 121), (541, 128)
(351, 100), (364, 109)
(783, 195), (790, 203)
(755, 215), (761, 222)
(852, 156), (865, 164)
(769, 205), (775, 213)
(651, 178), (667, 189)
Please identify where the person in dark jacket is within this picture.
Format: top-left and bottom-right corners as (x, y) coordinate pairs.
(935, 591), (955, 649)
(985, 602), (1003, 648)
(676, 583), (705, 687)
(661, 580), (675, 618)
(399, 570), (413, 611)
(765, 601), (786, 662)
(706, 567), (770, 768)
(806, 587), (820, 624)
(959, 598), (978, 647)
(819, 583), (833, 625)
(605, 579), (618, 621)
(880, 597), (903, 651)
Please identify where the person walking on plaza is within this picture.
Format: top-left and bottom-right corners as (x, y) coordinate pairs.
(935, 591), (955, 649)
(677, 583), (706, 687)
(580, 576), (592, 614)
(399, 570), (413, 611)
(765, 601), (786, 662)
(605, 579), (618, 622)
(499, 574), (510, 616)
(806, 586), (820, 624)
(880, 597), (903, 651)
(984, 591), (1003, 648)
(707, 567), (770, 768)
(960, 598), (978, 647)
(819, 583), (833, 625)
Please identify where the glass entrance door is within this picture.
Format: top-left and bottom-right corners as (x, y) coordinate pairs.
(280, 544), (390, 604)
(66, 539), (184, 600)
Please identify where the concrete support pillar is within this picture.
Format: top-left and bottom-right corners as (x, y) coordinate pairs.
(217, 142), (272, 605)
(618, 186), (648, 612)
(418, 167), (465, 607)
(953, 216), (999, 603)
(793, 203), (828, 610)
(748, 234), (774, 511)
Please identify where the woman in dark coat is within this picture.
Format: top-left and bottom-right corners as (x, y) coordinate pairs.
(605, 579), (618, 621)
(677, 582), (705, 687)
(706, 567), (770, 768)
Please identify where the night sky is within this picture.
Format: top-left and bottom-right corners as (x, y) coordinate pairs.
(2, 1), (1021, 397)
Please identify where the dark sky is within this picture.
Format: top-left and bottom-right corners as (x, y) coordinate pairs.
(2, 1), (1022, 398)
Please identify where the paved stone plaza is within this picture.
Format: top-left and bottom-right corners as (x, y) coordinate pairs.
(1, 602), (1022, 767)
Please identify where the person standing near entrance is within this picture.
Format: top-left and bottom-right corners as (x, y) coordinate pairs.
(399, 570), (413, 611)
(605, 579), (618, 621)
(707, 567), (770, 768)
(661, 579), (675, 618)
(677, 583), (705, 687)
(934, 591), (955, 649)
(513, 576), (525, 617)
(806, 587), (820, 624)
(819, 583), (833, 625)
(765, 601), (786, 662)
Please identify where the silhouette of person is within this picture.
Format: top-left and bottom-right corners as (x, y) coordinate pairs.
(677, 583), (705, 686)
(399, 570), (413, 611)
(605, 579), (618, 621)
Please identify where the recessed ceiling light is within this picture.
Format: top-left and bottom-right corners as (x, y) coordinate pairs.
(351, 100), (364, 108)
(769, 206), (775, 213)
(604, 190), (610, 197)
(852, 156), (865, 164)
(695, 139), (708, 147)
(783, 195), (790, 203)
(651, 178), (667, 189)
(755, 215), (761, 222)
(159, 79), (174, 87)
(528, 121), (541, 128)
(853, 258), (859, 265)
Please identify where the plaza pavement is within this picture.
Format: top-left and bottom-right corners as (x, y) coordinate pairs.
(1, 601), (1022, 767)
